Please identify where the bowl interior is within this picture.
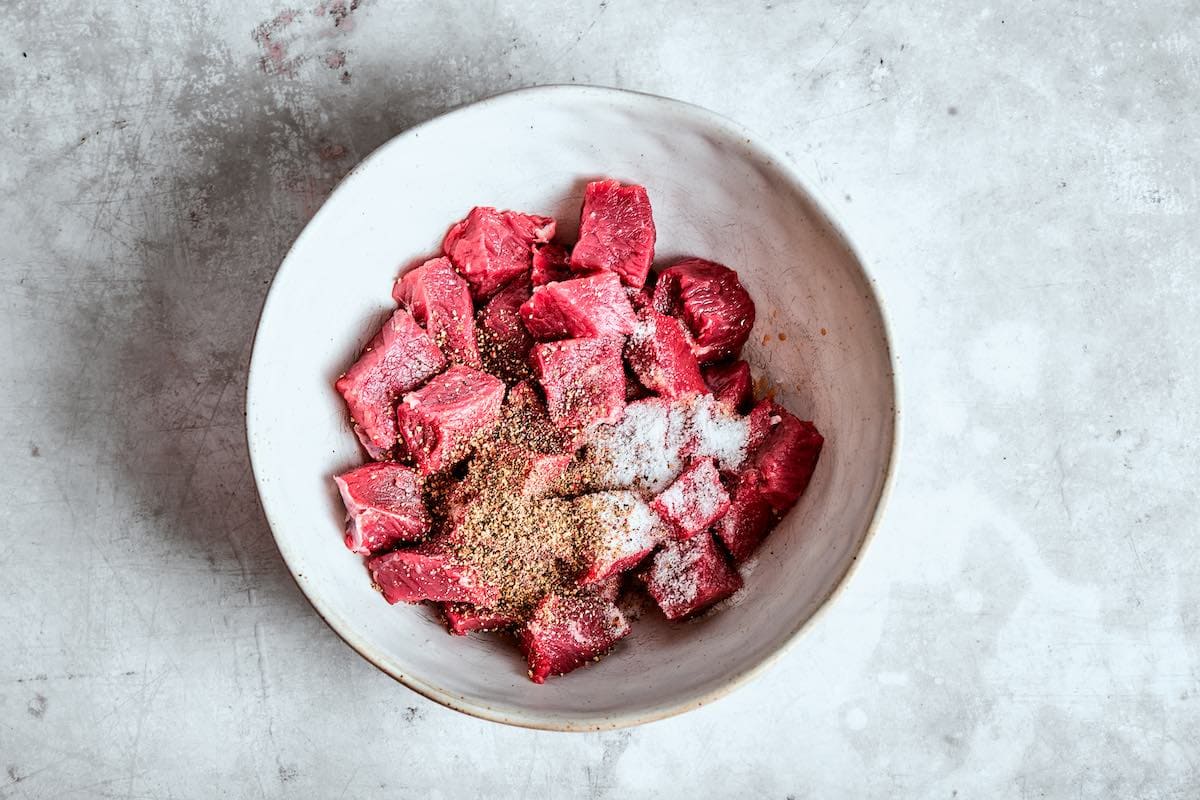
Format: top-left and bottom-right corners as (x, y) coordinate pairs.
(247, 86), (895, 729)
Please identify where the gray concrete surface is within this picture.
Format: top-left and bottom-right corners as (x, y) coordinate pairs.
(2, 1), (1198, 797)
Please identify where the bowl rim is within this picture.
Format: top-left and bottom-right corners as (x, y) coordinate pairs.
(245, 83), (901, 732)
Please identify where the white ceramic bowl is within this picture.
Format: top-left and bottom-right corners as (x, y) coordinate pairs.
(247, 85), (897, 730)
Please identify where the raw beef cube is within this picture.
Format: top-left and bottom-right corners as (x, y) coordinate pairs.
(703, 360), (753, 412)
(652, 258), (755, 363)
(335, 309), (447, 459)
(439, 603), (520, 635)
(747, 404), (824, 513)
(519, 271), (637, 341)
(334, 462), (431, 555)
(442, 206), (556, 300)
(476, 441), (572, 498)
(393, 256), (481, 368)
(747, 398), (780, 454)
(531, 242), (572, 286)
(439, 476), (478, 529)
(476, 276), (534, 383)
(625, 308), (708, 399)
(368, 543), (500, 605)
(713, 468), (777, 563)
(396, 365), (506, 475)
(570, 179), (656, 288)
(575, 491), (668, 584)
(642, 533), (743, 620)
(650, 457), (731, 540)
(518, 593), (631, 683)
(530, 337), (626, 435)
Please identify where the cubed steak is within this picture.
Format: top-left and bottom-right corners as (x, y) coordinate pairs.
(625, 308), (708, 399)
(650, 457), (731, 540)
(530, 337), (626, 435)
(440, 603), (521, 636)
(368, 543), (500, 605)
(570, 179), (656, 289)
(747, 397), (780, 453)
(576, 491), (668, 584)
(335, 309), (447, 460)
(393, 256), (481, 368)
(531, 242), (572, 286)
(474, 441), (572, 498)
(713, 468), (777, 563)
(334, 462), (431, 555)
(442, 206), (555, 300)
(652, 258), (755, 363)
(643, 533), (743, 620)
(746, 400), (824, 513)
(519, 271), (637, 341)
(518, 592), (632, 683)
(476, 276), (535, 383)
(395, 365), (506, 475)
(703, 360), (753, 412)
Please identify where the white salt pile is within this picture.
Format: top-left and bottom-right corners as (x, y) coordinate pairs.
(582, 395), (749, 494)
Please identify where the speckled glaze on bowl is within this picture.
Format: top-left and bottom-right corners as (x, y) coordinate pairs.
(246, 85), (898, 731)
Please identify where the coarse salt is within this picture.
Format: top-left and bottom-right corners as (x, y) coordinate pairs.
(647, 539), (704, 605)
(582, 395), (748, 493)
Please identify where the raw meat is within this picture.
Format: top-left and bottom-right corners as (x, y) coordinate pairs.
(624, 308), (708, 399)
(703, 360), (753, 412)
(440, 603), (521, 635)
(518, 592), (631, 683)
(642, 533), (743, 620)
(332, 187), (829, 682)
(368, 544), (500, 605)
(335, 309), (447, 459)
(652, 258), (755, 363)
(476, 276), (535, 383)
(442, 206), (555, 300)
(474, 441), (572, 498)
(570, 179), (656, 288)
(747, 397), (780, 454)
(747, 404), (824, 513)
(395, 365), (506, 474)
(712, 468), (777, 563)
(393, 256), (481, 367)
(531, 242), (572, 286)
(334, 462), (431, 554)
(530, 337), (626, 435)
(519, 271), (637, 341)
(576, 491), (668, 584)
(650, 457), (731, 540)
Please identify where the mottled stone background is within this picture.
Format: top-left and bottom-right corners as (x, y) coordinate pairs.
(2, 1), (1197, 797)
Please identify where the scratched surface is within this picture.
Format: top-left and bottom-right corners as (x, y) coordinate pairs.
(2, 1), (1198, 797)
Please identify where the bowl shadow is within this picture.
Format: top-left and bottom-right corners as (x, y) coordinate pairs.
(105, 81), (519, 618)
